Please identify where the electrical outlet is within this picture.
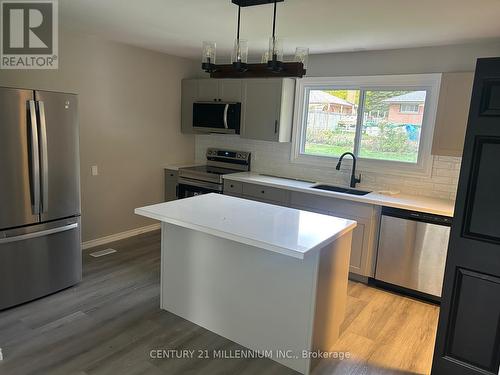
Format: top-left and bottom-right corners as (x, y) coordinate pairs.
(91, 165), (99, 176)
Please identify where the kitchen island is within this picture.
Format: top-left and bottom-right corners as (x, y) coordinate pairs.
(135, 194), (356, 374)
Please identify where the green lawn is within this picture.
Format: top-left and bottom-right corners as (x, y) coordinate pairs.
(304, 143), (418, 163)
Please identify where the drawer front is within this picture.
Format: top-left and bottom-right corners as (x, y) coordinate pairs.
(224, 180), (243, 195)
(290, 191), (374, 218)
(242, 183), (288, 204)
(0, 218), (81, 310)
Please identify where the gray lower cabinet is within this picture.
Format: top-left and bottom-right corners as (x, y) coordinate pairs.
(223, 180), (379, 278)
(223, 181), (289, 207)
(289, 192), (380, 278)
(164, 169), (178, 202)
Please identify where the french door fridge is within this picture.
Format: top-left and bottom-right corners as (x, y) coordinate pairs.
(0, 87), (81, 310)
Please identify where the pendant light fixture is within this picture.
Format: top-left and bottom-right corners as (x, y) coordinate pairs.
(232, 4), (249, 72)
(201, 0), (308, 78)
(267, 0), (284, 72)
(201, 41), (217, 73)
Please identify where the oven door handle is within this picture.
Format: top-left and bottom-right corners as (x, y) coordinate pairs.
(177, 178), (223, 192)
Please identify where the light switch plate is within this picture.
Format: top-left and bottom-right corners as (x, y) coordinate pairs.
(91, 165), (98, 176)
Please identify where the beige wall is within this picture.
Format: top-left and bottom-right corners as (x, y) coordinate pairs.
(0, 30), (198, 242)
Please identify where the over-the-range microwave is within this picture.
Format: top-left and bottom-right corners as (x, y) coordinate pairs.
(192, 102), (241, 134)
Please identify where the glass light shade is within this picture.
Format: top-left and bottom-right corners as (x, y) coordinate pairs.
(261, 51), (269, 64)
(294, 47), (309, 69)
(232, 39), (248, 64)
(268, 37), (283, 62)
(201, 41), (216, 64)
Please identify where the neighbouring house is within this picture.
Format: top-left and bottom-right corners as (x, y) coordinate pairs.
(383, 91), (426, 124)
(308, 90), (356, 115)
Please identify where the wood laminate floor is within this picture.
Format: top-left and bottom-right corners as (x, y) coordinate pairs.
(0, 230), (439, 375)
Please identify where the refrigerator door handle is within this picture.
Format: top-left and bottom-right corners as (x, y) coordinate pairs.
(28, 100), (41, 215)
(0, 223), (78, 244)
(38, 100), (49, 213)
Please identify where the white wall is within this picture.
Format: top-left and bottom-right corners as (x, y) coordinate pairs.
(195, 41), (500, 200)
(0, 30), (199, 241)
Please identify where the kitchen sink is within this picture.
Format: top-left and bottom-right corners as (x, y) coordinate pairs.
(311, 184), (371, 196)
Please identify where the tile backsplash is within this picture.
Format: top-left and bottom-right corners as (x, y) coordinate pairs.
(196, 134), (461, 201)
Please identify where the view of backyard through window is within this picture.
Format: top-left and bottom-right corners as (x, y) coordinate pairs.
(303, 89), (427, 163)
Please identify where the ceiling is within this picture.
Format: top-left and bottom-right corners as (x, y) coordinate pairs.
(60, 0), (500, 61)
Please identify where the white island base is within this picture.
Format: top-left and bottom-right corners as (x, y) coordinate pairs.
(136, 194), (356, 374)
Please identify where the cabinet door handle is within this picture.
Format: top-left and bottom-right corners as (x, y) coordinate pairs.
(274, 120), (278, 134)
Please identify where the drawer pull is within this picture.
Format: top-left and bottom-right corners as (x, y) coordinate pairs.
(230, 184), (234, 188)
(261, 190), (265, 194)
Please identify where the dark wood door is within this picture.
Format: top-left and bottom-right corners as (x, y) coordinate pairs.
(432, 57), (500, 374)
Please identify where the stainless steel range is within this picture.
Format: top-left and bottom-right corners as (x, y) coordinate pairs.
(177, 148), (250, 198)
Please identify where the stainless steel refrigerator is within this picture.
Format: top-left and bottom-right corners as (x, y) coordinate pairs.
(0, 87), (82, 310)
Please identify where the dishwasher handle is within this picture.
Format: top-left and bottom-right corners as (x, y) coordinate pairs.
(381, 206), (452, 226)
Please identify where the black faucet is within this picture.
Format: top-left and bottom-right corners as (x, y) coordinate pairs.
(336, 152), (361, 188)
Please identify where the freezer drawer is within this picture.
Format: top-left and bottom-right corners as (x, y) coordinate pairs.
(375, 213), (451, 297)
(0, 217), (82, 310)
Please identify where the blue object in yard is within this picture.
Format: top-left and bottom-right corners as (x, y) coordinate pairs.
(405, 124), (419, 141)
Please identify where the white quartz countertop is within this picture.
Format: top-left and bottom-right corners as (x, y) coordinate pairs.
(223, 172), (455, 217)
(135, 193), (356, 259)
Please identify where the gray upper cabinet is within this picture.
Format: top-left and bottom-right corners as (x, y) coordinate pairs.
(181, 79), (197, 134)
(197, 79), (242, 102)
(241, 78), (295, 142)
(197, 80), (220, 101)
(181, 78), (292, 141)
(219, 79), (243, 102)
(431, 72), (474, 157)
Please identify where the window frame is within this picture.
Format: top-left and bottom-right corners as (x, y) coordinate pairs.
(291, 74), (442, 177)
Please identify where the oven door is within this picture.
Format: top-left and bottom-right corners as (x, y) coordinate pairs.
(177, 178), (222, 199)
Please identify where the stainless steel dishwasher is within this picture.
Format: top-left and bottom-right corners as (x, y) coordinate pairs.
(375, 206), (452, 299)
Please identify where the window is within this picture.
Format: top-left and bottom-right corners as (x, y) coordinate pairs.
(292, 75), (441, 176)
(400, 104), (420, 113)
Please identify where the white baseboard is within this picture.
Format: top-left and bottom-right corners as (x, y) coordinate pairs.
(82, 223), (160, 250)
